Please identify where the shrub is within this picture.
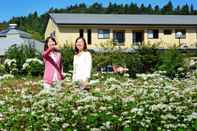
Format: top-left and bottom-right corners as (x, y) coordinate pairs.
(60, 46), (74, 72)
(22, 58), (43, 76)
(0, 74), (14, 81)
(5, 44), (41, 74)
(125, 53), (143, 78)
(156, 48), (186, 78)
(92, 51), (143, 78)
(4, 59), (18, 75)
(0, 64), (5, 75)
(136, 45), (160, 73)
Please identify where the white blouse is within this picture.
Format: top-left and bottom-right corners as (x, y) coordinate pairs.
(72, 51), (92, 82)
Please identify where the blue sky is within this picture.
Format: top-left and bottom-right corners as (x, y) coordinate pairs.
(0, 0), (197, 22)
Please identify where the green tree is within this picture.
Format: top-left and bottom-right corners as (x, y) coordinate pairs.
(129, 3), (138, 14)
(181, 4), (190, 15)
(175, 5), (181, 15)
(154, 5), (161, 14)
(139, 4), (146, 14)
(88, 2), (104, 13)
(162, 1), (174, 14)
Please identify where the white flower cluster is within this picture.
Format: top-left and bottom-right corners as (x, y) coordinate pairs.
(0, 70), (197, 130)
(22, 58), (43, 70)
(189, 57), (197, 67)
(0, 74), (14, 81)
(4, 59), (16, 66)
(3, 58), (18, 74)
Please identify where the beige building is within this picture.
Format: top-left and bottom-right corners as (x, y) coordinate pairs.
(45, 13), (197, 49)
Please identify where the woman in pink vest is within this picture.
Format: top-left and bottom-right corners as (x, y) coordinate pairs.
(42, 36), (64, 89)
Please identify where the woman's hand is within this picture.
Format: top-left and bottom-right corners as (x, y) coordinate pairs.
(50, 45), (59, 51)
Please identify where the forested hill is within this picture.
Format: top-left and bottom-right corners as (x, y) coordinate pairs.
(3, 1), (197, 40)
(0, 23), (7, 30)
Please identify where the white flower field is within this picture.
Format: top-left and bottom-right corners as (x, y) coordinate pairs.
(0, 70), (196, 130)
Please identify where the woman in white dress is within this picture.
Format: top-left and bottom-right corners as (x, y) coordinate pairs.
(72, 37), (92, 89)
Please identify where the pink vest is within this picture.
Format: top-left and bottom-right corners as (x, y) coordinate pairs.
(42, 48), (64, 85)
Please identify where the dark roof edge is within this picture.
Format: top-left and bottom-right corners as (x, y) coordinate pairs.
(49, 13), (197, 17)
(49, 14), (58, 26)
(57, 23), (197, 27)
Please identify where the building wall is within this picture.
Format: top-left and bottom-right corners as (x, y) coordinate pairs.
(45, 18), (62, 47)
(45, 19), (197, 48)
(144, 28), (197, 48)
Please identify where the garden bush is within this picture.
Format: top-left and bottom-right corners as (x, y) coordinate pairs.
(3, 44), (195, 79)
(156, 48), (187, 78)
(0, 64), (5, 75)
(60, 46), (74, 72)
(136, 45), (160, 73)
(92, 51), (143, 77)
(4, 58), (18, 75)
(22, 58), (43, 76)
(5, 44), (41, 74)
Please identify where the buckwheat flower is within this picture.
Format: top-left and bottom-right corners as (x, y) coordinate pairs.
(62, 123), (69, 128)
(140, 121), (146, 127)
(0, 74), (14, 80)
(72, 110), (78, 115)
(131, 108), (143, 116)
(157, 127), (162, 130)
(90, 128), (101, 131)
(103, 121), (111, 129)
(22, 107), (30, 112)
(107, 106), (113, 110)
(103, 96), (112, 101)
(122, 96), (135, 103)
(121, 73), (129, 77)
(0, 100), (5, 105)
(99, 106), (107, 111)
(186, 112), (197, 121)
(22, 94), (32, 100)
(164, 124), (177, 129)
(122, 120), (131, 126)
(22, 63), (29, 70)
(161, 113), (177, 120)
(106, 112), (111, 115)
(111, 84), (121, 90)
(93, 73), (99, 77)
(118, 117), (123, 121)
(112, 114), (118, 118)
(177, 123), (187, 128)
(193, 103), (197, 107)
(121, 111), (129, 116)
(0, 113), (3, 118)
(4, 59), (16, 66)
(89, 79), (100, 85)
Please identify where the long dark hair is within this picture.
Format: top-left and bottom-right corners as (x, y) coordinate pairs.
(75, 37), (87, 54)
(44, 36), (57, 51)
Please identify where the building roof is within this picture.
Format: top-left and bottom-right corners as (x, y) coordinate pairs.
(0, 38), (43, 56)
(0, 27), (31, 38)
(50, 13), (197, 26)
(0, 24), (43, 56)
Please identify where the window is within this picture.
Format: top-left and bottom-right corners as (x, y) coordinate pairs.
(175, 29), (186, 39)
(148, 29), (159, 39)
(113, 31), (125, 45)
(196, 29), (197, 39)
(98, 29), (110, 39)
(79, 29), (84, 37)
(50, 31), (56, 38)
(87, 29), (92, 45)
(164, 29), (172, 35)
